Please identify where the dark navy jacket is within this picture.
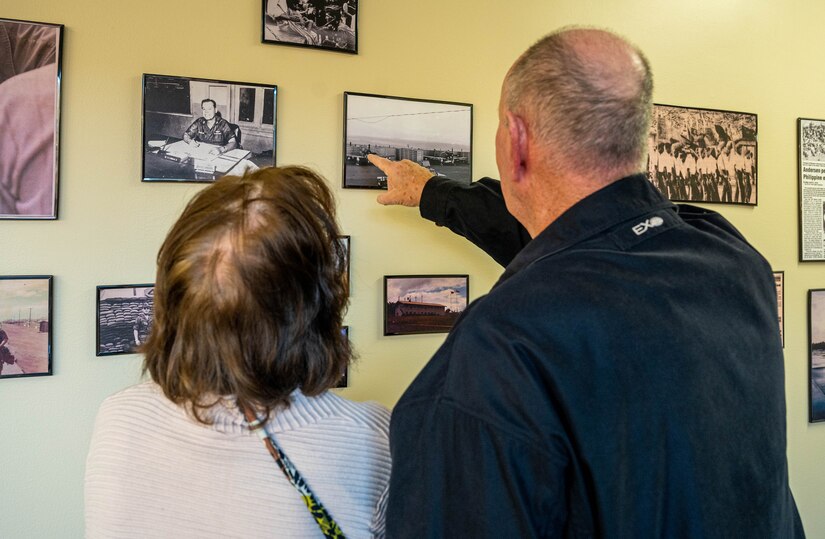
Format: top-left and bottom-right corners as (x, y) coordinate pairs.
(386, 174), (803, 538)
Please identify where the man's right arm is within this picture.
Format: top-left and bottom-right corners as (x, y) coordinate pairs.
(370, 154), (531, 267)
(183, 120), (199, 144)
(419, 176), (532, 267)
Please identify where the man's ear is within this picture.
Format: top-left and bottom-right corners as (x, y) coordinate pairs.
(507, 111), (529, 182)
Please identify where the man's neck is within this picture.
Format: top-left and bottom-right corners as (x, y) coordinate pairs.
(522, 165), (640, 238)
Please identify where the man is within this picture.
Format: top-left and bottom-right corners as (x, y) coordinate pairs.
(132, 303), (152, 347)
(719, 141), (736, 203)
(0, 324), (13, 375)
(372, 27), (803, 537)
(657, 143), (675, 199)
(182, 99), (237, 155)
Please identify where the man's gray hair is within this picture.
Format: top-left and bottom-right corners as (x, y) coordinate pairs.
(505, 28), (653, 175)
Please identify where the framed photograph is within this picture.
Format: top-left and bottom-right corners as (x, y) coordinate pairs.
(810, 289), (825, 422)
(142, 74), (276, 183)
(343, 92), (472, 189)
(796, 118), (825, 261)
(774, 271), (784, 348)
(96, 284), (154, 357)
(0, 276), (52, 379)
(336, 325), (349, 388)
(339, 235), (350, 293)
(384, 275), (468, 336)
(262, 0), (357, 54)
(647, 104), (757, 205)
(0, 18), (63, 219)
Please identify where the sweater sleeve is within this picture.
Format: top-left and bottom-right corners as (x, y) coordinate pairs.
(418, 176), (532, 267)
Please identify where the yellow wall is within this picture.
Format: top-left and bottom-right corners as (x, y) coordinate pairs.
(1, 0), (823, 536)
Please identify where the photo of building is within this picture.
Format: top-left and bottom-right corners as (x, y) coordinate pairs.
(384, 275), (468, 335)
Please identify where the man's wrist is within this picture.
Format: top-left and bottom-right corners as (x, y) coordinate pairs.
(419, 176), (452, 222)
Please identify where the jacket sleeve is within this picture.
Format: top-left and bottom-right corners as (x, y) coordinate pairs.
(418, 176), (532, 267)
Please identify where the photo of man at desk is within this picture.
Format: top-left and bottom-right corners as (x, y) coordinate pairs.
(142, 74), (277, 183)
(183, 99), (238, 155)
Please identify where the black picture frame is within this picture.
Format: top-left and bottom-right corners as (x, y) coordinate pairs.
(339, 235), (350, 294)
(0, 18), (63, 220)
(96, 284), (155, 357)
(809, 289), (825, 422)
(343, 92), (473, 189)
(774, 271), (784, 348)
(0, 276), (53, 379)
(142, 74), (277, 183)
(796, 118), (825, 261)
(336, 325), (349, 388)
(384, 274), (469, 336)
(647, 103), (757, 205)
(262, 0), (358, 54)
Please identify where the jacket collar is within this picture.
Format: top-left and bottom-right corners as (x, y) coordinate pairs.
(497, 174), (675, 285)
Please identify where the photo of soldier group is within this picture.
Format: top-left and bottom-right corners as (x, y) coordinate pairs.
(344, 92), (472, 189)
(263, 0), (357, 53)
(0, 276), (52, 379)
(384, 275), (468, 336)
(800, 119), (825, 161)
(96, 285), (154, 356)
(647, 104), (757, 205)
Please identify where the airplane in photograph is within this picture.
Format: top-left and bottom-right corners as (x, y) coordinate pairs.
(346, 146), (395, 166)
(424, 149), (468, 166)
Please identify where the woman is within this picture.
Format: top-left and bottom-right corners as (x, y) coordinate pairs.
(85, 167), (390, 538)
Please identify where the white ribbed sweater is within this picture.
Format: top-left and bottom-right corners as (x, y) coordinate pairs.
(84, 382), (391, 538)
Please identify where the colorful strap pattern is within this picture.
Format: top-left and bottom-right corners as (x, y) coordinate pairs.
(242, 405), (346, 539)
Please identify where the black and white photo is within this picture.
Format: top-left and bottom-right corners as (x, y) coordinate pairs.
(263, 0), (357, 53)
(384, 275), (468, 336)
(797, 118), (825, 261)
(774, 271), (784, 348)
(647, 104), (757, 205)
(0, 18), (62, 219)
(143, 74), (276, 183)
(336, 325), (349, 388)
(344, 92), (472, 189)
(0, 276), (52, 379)
(339, 235), (350, 293)
(810, 289), (825, 422)
(96, 285), (154, 356)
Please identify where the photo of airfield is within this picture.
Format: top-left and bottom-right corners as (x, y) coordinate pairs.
(0, 278), (50, 377)
(344, 93), (472, 188)
(384, 276), (468, 335)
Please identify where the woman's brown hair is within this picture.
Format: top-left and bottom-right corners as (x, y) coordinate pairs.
(142, 166), (350, 423)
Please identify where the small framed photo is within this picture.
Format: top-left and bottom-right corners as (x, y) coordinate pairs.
(339, 235), (350, 293)
(142, 74), (276, 183)
(343, 92), (472, 189)
(262, 0), (357, 54)
(0, 276), (52, 379)
(647, 104), (757, 205)
(96, 284), (155, 357)
(774, 271), (784, 348)
(336, 325), (349, 388)
(809, 289), (825, 422)
(384, 275), (468, 336)
(0, 18), (63, 219)
(797, 118), (825, 261)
